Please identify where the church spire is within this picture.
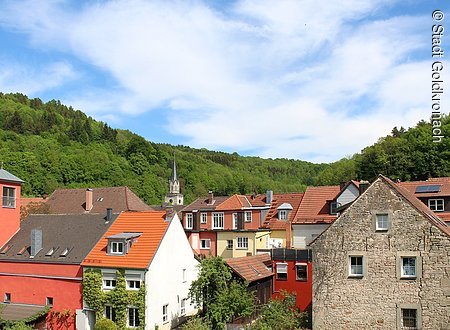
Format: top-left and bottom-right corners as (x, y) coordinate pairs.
(164, 153), (183, 206)
(171, 155), (178, 181)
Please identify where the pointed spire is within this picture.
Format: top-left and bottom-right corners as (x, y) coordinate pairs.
(171, 154), (178, 181)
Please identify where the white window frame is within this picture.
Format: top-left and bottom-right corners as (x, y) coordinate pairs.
(279, 210), (287, 220)
(103, 278), (117, 290)
(182, 268), (186, 283)
(348, 256), (364, 277)
(401, 257), (417, 278)
(295, 263), (308, 281)
(212, 212), (224, 229)
(162, 304), (169, 324)
(200, 212), (207, 224)
(105, 305), (116, 321)
(376, 213), (389, 231)
(276, 263), (288, 280)
(126, 280), (141, 290)
(226, 239), (233, 250)
(232, 213), (238, 229)
(2, 187), (16, 208)
(329, 201), (339, 215)
(127, 306), (139, 328)
(236, 237), (248, 250)
(200, 239), (211, 250)
(185, 213), (193, 229)
(180, 298), (186, 316)
(110, 241), (124, 254)
(245, 211), (252, 222)
(428, 198), (444, 212)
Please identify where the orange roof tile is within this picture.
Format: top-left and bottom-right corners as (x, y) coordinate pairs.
(247, 194), (268, 207)
(397, 177), (450, 197)
(225, 254), (273, 282)
(82, 211), (170, 269)
(215, 194), (251, 211)
(262, 193), (304, 229)
(292, 186), (340, 224)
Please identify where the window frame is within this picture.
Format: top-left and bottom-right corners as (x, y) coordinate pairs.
(329, 201), (339, 215)
(348, 255), (364, 278)
(428, 198), (444, 212)
(232, 213), (238, 230)
(110, 241), (124, 254)
(397, 304), (421, 330)
(200, 212), (207, 224)
(226, 239), (233, 250)
(46, 297), (53, 306)
(127, 306), (140, 328)
(2, 186), (16, 208)
(278, 210), (288, 220)
(126, 280), (141, 290)
(200, 239), (211, 250)
(236, 237), (248, 250)
(185, 213), (193, 229)
(105, 305), (116, 322)
(245, 211), (252, 222)
(212, 212), (224, 229)
(295, 263), (308, 281)
(276, 262), (288, 280)
(180, 298), (186, 316)
(103, 278), (117, 290)
(397, 252), (421, 280)
(375, 213), (389, 231)
(162, 304), (169, 324)
(4, 293), (11, 303)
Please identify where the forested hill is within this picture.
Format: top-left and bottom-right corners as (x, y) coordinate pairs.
(0, 92), (448, 205)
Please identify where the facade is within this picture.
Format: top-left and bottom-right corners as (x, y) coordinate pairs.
(82, 211), (198, 330)
(164, 157), (184, 206)
(0, 212), (117, 330)
(182, 192), (269, 257)
(271, 249), (313, 312)
(311, 176), (450, 329)
(0, 168), (23, 248)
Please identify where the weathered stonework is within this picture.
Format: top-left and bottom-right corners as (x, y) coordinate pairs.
(311, 178), (450, 329)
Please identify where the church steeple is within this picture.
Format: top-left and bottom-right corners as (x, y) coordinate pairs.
(164, 154), (183, 206)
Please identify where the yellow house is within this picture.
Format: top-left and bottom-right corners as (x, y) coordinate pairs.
(217, 230), (271, 258)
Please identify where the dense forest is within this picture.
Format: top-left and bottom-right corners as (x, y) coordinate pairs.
(0, 92), (448, 205)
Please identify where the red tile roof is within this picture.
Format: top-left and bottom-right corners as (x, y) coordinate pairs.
(182, 196), (229, 212)
(247, 194), (268, 207)
(183, 194), (253, 212)
(292, 186), (340, 224)
(225, 254), (273, 282)
(397, 177), (450, 197)
(216, 194), (252, 210)
(46, 187), (152, 214)
(82, 211), (170, 269)
(262, 193), (304, 229)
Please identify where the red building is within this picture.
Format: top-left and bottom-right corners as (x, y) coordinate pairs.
(271, 248), (313, 312)
(0, 168), (23, 248)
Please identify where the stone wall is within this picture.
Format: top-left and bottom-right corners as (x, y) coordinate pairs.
(311, 178), (450, 329)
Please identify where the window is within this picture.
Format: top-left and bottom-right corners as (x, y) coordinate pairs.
(401, 257), (416, 278)
(4, 293), (11, 303)
(279, 210), (287, 220)
(103, 279), (117, 290)
(200, 213), (207, 224)
(376, 213), (389, 231)
(185, 213), (193, 229)
(226, 240), (233, 250)
(329, 201), (339, 215)
(200, 239), (211, 249)
(46, 297), (53, 306)
(110, 241), (124, 254)
(128, 307), (139, 327)
(349, 256), (363, 277)
(162, 304), (168, 323)
(105, 305), (116, 322)
(180, 298), (186, 315)
(232, 213), (238, 229)
(296, 264), (308, 281)
(276, 263), (287, 280)
(2, 187), (16, 208)
(245, 211), (252, 222)
(127, 280), (141, 290)
(182, 268), (186, 282)
(401, 309), (417, 329)
(236, 237), (248, 249)
(212, 213), (224, 229)
(428, 198), (444, 212)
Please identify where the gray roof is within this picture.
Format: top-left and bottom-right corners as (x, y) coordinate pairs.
(107, 232), (142, 240)
(277, 202), (293, 210)
(0, 168), (24, 184)
(0, 213), (118, 264)
(0, 302), (46, 321)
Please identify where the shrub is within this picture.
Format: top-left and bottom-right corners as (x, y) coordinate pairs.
(94, 318), (117, 330)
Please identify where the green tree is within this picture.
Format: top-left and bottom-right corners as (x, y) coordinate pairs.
(94, 318), (117, 330)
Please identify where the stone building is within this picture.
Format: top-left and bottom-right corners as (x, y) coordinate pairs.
(310, 175), (450, 329)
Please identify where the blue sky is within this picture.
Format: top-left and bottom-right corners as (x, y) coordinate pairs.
(0, 0), (448, 163)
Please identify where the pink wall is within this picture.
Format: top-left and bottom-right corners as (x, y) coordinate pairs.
(0, 182), (21, 248)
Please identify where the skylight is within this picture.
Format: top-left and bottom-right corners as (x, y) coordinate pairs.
(59, 248), (70, 257)
(45, 247), (55, 257)
(0, 245), (11, 254)
(415, 185), (441, 193)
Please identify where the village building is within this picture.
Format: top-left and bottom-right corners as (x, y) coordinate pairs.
(311, 176), (450, 329)
(82, 211), (198, 329)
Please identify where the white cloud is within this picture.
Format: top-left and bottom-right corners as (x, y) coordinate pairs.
(0, 0), (435, 162)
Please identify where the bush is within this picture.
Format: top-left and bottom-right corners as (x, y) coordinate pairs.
(181, 316), (210, 330)
(94, 318), (117, 330)
(7, 322), (33, 330)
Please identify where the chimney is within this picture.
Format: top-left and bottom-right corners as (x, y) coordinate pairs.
(359, 181), (370, 194)
(266, 190), (273, 205)
(30, 229), (42, 258)
(86, 188), (93, 211)
(208, 191), (214, 204)
(106, 208), (113, 222)
(339, 181), (346, 191)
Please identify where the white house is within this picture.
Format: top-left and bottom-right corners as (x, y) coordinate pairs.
(81, 210), (199, 329)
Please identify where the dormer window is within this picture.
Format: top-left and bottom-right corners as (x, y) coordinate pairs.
(279, 210), (288, 220)
(106, 232), (141, 256)
(330, 201), (339, 215)
(2, 187), (16, 208)
(277, 203), (293, 220)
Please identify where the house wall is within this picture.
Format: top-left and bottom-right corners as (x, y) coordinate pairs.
(184, 209), (261, 231)
(0, 262), (82, 330)
(0, 181), (21, 248)
(145, 214), (198, 329)
(216, 231), (260, 258)
(292, 224), (329, 249)
(269, 230), (287, 248)
(311, 179), (450, 329)
(336, 184), (359, 206)
(272, 260), (312, 312)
